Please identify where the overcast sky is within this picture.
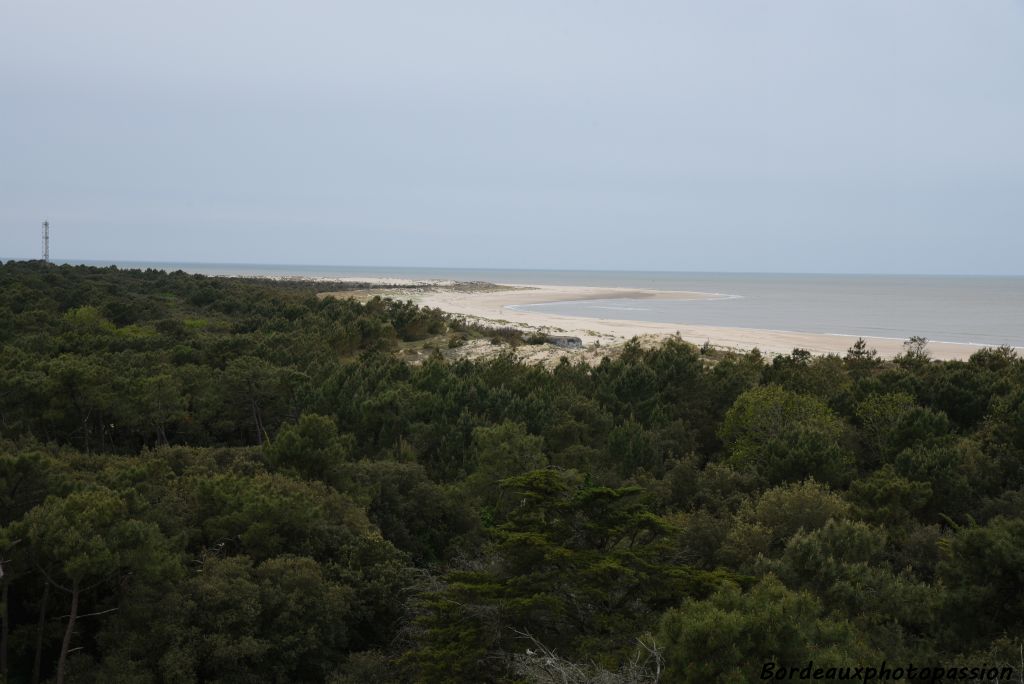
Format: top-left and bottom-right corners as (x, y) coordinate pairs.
(2, 1), (1022, 274)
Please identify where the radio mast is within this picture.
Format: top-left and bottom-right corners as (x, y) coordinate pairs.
(42, 220), (50, 263)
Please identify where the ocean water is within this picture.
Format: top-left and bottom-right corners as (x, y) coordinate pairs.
(49, 260), (1024, 348)
(510, 273), (1024, 348)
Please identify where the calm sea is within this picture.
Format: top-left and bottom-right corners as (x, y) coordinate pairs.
(50, 260), (1024, 348)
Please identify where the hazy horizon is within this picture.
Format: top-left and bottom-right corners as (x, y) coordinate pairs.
(3, 256), (1022, 280)
(3, 1), (1023, 274)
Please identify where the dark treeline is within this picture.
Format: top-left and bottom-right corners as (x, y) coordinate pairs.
(1, 261), (1022, 683)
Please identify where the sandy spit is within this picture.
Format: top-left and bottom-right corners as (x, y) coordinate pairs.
(405, 283), (1009, 362)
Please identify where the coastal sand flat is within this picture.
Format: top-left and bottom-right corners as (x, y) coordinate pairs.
(407, 283), (1014, 361)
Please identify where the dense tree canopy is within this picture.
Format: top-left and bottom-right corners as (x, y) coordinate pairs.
(0, 260), (1022, 682)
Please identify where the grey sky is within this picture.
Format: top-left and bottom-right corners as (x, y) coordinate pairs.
(2, 1), (1022, 274)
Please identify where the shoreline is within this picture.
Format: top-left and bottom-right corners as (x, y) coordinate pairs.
(402, 282), (1015, 361)
(302, 276), (1020, 361)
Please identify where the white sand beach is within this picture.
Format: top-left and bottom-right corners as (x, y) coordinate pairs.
(314, 277), (1014, 361)
(405, 282), (1003, 361)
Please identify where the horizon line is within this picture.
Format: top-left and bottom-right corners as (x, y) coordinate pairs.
(2, 256), (1023, 279)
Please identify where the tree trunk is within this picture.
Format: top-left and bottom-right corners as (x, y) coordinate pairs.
(32, 581), (49, 684)
(252, 399), (266, 445)
(1, 580), (9, 679)
(55, 579), (78, 684)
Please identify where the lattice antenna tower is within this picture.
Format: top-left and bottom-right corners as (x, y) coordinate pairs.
(42, 220), (49, 263)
